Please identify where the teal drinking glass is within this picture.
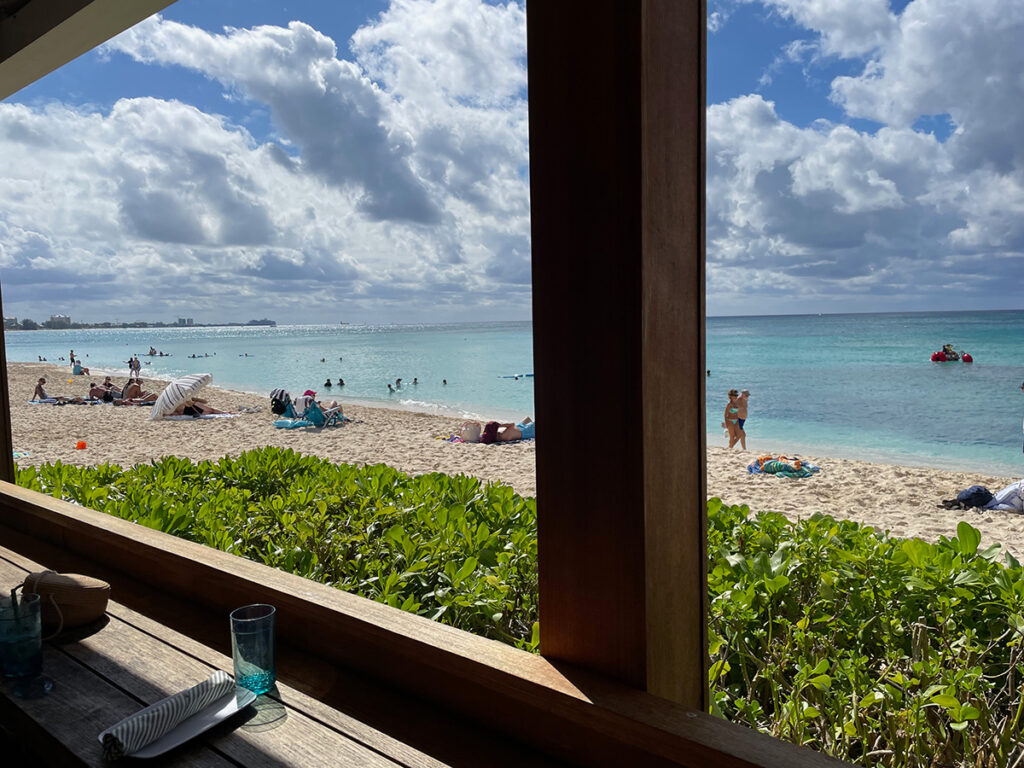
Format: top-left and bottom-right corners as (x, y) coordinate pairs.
(230, 604), (275, 694)
(1, 592), (53, 697)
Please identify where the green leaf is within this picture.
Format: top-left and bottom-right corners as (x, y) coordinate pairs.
(956, 522), (981, 557)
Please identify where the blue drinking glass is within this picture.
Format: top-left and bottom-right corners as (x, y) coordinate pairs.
(1, 592), (53, 697)
(230, 604), (275, 695)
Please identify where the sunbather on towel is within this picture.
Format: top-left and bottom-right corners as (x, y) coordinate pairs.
(32, 378), (48, 400)
(498, 417), (534, 441)
(169, 398), (226, 417)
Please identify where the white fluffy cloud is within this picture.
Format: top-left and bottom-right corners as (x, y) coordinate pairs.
(707, 0), (1024, 314)
(2, 0), (1023, 321)
(759, 0), (897, 58)
(0, 1), (529, 323)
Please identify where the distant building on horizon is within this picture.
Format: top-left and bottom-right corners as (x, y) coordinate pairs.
(3, 317), (17, 329)
(176, 318), (195, 326)
(246, 318), (276, 327)
(46, 314), (71, 329)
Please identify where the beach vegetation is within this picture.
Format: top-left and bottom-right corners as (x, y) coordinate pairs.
(708, 497), (1024, 767)
(16, 450), (1024, 765)
(15, 448), (539, 650)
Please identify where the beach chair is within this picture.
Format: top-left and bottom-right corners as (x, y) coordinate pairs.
(304, 401), (345, 428)
(273, 395), (315, 429)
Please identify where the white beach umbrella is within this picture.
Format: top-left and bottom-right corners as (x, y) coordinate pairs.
(149, 373), (213, 420)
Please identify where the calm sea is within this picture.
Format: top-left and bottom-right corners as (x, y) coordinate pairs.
(708, 311), (1024, 476)
(4, 311), (1023, 475)
(2, 322), (536, 423)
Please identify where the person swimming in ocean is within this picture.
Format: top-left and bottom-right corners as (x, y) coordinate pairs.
(324, 379), (332, 387)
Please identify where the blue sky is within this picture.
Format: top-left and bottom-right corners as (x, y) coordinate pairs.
(1, 0), (1022, 322)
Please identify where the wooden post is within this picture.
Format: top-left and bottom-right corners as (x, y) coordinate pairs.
(528, 1), (707, 706)
(0, 291), (13, 484)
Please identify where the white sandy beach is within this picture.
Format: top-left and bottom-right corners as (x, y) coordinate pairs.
(9, 362), (1024, 557)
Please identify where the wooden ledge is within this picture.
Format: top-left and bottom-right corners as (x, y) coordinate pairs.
(0, 482), (844, 767)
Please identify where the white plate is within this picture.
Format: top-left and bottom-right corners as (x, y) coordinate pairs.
(98, 686), (258, 758)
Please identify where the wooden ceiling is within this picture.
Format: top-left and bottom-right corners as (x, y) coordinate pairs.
(0, 0), (31, 21)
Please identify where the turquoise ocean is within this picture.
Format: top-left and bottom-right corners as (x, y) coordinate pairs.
(4, 310), (1023, 476)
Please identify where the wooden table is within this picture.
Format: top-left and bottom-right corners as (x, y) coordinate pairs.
(0, 545), (454, 767)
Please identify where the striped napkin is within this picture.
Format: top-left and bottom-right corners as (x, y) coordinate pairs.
(101, 670), (236, 760)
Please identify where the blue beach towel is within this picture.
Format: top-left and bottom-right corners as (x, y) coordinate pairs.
(274, 418), (313, 429)
(747, 457), (821, 478)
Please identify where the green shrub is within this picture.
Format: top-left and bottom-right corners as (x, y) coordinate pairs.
(16, 448), (538, 650)
(708, 497), (1024, 767)
(19, 450), (1024, 765)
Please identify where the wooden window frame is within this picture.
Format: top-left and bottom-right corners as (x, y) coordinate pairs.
(0, 2), (842, 765)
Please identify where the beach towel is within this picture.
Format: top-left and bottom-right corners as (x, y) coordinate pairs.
(274, 418), (313, 429)
(163, 414), (239, 421)
(747, 455), (821, 479)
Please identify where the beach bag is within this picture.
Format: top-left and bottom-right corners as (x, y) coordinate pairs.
(956, 485), (993, 508)
(460, 422), (481, 443)
(270, 389), (291, 416)
(22, 570), (110, 635)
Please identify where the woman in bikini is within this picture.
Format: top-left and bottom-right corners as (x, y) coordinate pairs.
(723, 390), (741, 449)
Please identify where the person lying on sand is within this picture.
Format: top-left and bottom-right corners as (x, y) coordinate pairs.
(169, 398), (226, 417)
(473, 418), (535, 443)
(497, 417), (534, 442)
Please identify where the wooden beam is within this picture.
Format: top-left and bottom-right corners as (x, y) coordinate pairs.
(528, 1), (707, 705)
(0, 292), (14, 483)
(0, 0), (177, 100)
(641, 0), (708, 706)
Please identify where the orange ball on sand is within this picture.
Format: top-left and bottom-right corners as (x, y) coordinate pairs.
(75, 441), (86, 450)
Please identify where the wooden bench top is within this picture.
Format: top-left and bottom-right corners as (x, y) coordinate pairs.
(0, 546), (487, 767)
